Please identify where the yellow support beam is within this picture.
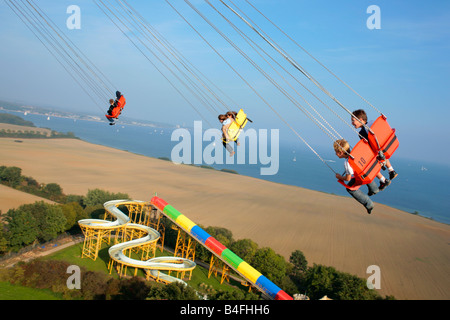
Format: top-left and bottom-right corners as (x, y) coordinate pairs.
(220, 264), (230, 284)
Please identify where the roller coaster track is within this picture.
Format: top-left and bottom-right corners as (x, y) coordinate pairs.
(78, 197), (292, 300)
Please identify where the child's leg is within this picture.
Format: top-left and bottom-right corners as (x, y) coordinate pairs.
(367, 180), (380, 196)
(385, 159), (398, 180)
(386, 159), (391, 167)
(376, 172), (390, 191)
(376, 172), (386, 182)
(347, 188), (374, 214)
(222, 140), (234, 155)
(385, 159), (393, 171)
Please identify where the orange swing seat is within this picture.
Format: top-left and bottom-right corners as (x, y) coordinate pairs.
(338, 115), (399, 190)
(338, 139), (382, 190)
(106, 95), (126, 120)
(367, 115), (399, 159)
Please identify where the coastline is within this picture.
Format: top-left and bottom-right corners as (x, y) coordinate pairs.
(0, 136), (449, 300)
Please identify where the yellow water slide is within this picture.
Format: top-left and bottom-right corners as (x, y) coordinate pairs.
(78, 200), (196, 285)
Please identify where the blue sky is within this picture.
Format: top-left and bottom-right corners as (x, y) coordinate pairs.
(0, 0), (449, 165)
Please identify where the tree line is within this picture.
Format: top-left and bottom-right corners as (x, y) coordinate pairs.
(0, 165), (128, 252)
(0, 190), (127, 253)
(0, 129), (78, 139)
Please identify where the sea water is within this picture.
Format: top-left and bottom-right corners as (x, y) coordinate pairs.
(4, 112), (450, 225)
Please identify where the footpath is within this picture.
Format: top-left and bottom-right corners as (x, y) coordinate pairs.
(0, 235), (84, 269)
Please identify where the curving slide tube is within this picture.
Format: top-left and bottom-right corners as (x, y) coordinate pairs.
(78, 200), (196, 285)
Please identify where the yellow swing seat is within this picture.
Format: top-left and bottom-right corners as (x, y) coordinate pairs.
(223, 109), (252, 143)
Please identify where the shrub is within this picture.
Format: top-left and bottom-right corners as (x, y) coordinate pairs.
(0, 166), (22, 187)
(303, 264), (382, 300)
(83, 189), (129, 207)
(147, 281), (199, 300)
(250, 247), (287, 285)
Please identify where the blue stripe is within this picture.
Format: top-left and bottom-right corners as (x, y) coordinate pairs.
(190, 225), (211, 244)
(255, 275), (281, 299)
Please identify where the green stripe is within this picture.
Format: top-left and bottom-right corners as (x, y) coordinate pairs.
(163, 205), (182, 221)
(221, 249), (244, 269)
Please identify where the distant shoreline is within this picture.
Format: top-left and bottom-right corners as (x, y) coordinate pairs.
(0, 106), (174, 128)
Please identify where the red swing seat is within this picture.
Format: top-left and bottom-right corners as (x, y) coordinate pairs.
(105, 95), (126, 120)
(367, 115), (399, 159)
(338, 139), (382, 190)
(338, 115), (399, 190)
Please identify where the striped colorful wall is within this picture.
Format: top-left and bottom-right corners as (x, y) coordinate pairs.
(150, 196), (293, 300)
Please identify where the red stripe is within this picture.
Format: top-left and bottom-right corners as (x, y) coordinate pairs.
(205, 237), (227, 256)
(151, 196), (168, 211)
(275, 290), (293, 300)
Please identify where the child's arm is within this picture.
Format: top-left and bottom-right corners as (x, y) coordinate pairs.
(222, 123), (231, 140)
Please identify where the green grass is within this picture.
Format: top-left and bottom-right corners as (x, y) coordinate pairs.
(0, 281), (62, 300)
(42, 243), (114, 275)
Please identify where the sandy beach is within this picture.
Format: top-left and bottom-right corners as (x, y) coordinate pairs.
(0, 136), (449, 300)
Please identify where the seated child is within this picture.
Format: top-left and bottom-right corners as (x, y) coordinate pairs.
(334, 139), (379, 214)
(218, 114), (235, 156)
(351, 109), (398, 191)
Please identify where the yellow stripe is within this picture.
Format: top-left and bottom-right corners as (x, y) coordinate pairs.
(175, 215), (196, 232)
(237, 262), (262, 284)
